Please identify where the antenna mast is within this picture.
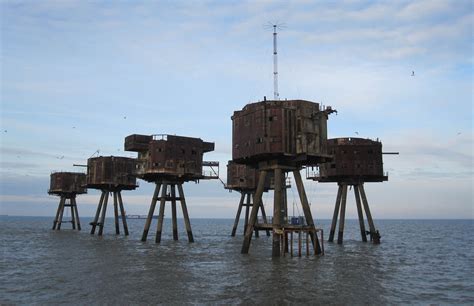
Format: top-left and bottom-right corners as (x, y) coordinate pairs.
(273, 24), (279, 100)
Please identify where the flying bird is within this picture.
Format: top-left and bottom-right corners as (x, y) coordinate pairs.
(3, 130), (7, 133)
(123, 116), (127, 119)
(355, 132), (359, 135)
(457, 132), (462, 135)
(411, 71), (415, 76)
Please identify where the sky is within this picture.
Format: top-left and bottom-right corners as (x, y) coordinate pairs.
(1, 0), (472, 220)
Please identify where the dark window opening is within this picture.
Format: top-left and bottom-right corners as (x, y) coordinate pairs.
(330, 164), (336, 169)
(368, 149), (373, 154)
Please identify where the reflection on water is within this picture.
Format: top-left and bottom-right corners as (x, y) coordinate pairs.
(0, 217), (472, 304)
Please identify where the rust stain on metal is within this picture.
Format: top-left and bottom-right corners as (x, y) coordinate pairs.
(232, 99), (335, 166)
(48, 172), (87, 195)
(125, 134), (218, 182)
(308, 137), (388, 183)
(86, 156), (138, 190)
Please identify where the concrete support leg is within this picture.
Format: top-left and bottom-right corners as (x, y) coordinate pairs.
(337, 184), (348, 244)
(70, 198), (76, 230)
(178, 184), (194, 243)
(113, 192), (120, 235)
(98, 191), (109, 236)
(244, 193), (250, 235)
(272, 168), (282, 258)
(91, 191), (105, 234)
(52, 197), (64, 230)
(259, 196), (271, 236)
(57, 197), (66, 230)
(142, 183), (161, 242)
(293, 170), (322, 254)
(117, 192), (128, 235)
(354, 185), (367, 242)
(155, 184), (168, 244)
(171, 184), (178, 241)
(73, 197), (81, 231)
(231, 193), (245, 237)
(328, 184), (343, 242)
(241, 170), (267, 254)
(360, 184), (378, 243)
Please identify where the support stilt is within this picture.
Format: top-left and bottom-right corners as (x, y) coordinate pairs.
(241, 170), (267, 254)
(52, 197), (64, 230)
(90, 190), (128, 236)
(52, 195), (81, 231)
(91, 191), (105, 234)
(272, 168), (283, 257)
(171, 184), (178, 241)
(178, 183), (194, 243)
(354, 185), (367, 242)
(117, 192), (128, 235)
(113, 192), (120, 235)
(328, 184), (343, 242)
(293, 170), (322, 254)
(97, 191), (109, 236)
(155, 183), (168, 244)
(244, 193), (250, 235)
(141, 181), (195, 244)
(72, 197), (81, 230)
(231, 193), (245, 237)
(142, 183), (161, 241)
(328, 182), (381, 244)
(337, 184), (348, 244)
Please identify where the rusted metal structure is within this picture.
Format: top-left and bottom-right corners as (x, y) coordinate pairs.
(86, 156), (137, 236)
(125, 134), (219, 243)
(226, 161), (271, 237)
(233, 99), (335, 257)
(48, 172), (87, 231)
(307, 137), (391, 244)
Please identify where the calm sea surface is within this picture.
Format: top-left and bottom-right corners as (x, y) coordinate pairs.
(1, 217), (473, 305)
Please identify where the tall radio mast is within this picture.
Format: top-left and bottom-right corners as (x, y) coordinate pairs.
(273, 25), (279, 100)
(266, 23), (285, 100)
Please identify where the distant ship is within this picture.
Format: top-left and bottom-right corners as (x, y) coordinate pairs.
(126, 214), (158, 220)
